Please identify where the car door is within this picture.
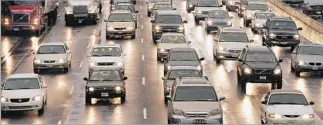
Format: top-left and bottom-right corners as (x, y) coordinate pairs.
(260, 93), (270, 121)
(65, 44), (72, 63)
(38, 76), (47, 100)
(291, 45), (299, 67)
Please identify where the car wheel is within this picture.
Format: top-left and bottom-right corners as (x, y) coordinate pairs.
(63, 68), (69, 73)
(37, 103), (45, 116)
(260, 115), (265, 124)
(164, 96), (168, 105)
(167, 118), (172, 124)
(295, 70), (301, 77)
(85, 94), (91, 105)
(34, 68), (39, 74)
(290, 45), (296, 52)
(157, 57), (161, 62)
(277, 81), (283, 89)
(195, 19), (199, 25)
(215, 55), (221, 64)
(290, 63), (295, 72)
(121, 95), (126, 103)
(131, 34), (136, 39)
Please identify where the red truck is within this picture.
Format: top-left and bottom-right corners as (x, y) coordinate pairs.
(1, 0), (59, 36)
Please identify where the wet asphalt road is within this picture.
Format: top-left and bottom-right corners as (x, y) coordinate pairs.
(1, 0), (323, 124)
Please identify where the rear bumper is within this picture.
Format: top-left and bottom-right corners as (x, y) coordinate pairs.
(241, 74), (282, 83)
(65, 13), (97, 22)
(267, 39), (300, 47)
(86, 91), (125, 98)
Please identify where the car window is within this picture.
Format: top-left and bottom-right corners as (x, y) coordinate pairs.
(91, 47), (121, 57)
(219, 32), (249, 42)
(113, 0), (131, 4)
(208, 11), (229, 19)
(174, 86), (218, 101)
(169, 51), (199, 61)
(109, 13), (133, 22)
(268, 93), (308, 105)
(255, 13), (275, 19)
(89, 70), (122, 81)
(154, 4), (173, 10)
(4, 78), (40, 90)
(298, 46), (323, 55)
(197, 0), (219, 7)
(245, 52), (276, 62)
(269, 21), (297, 30)
(115, 5), (135, 12)
(37, 45), (66, 54)
(161, 35), (186, 43)
(168, 70), (202, 79)
(247, 3), (268, 11)
(156, 15), (182, 24)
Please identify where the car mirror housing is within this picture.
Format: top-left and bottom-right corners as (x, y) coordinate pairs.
(278, 59), (283, 62)
(183, 20), (188, 23)
(298, 27), (303, 30)
(261, 101), (267, 104)
(123, 77), (128, 80)
(219, 97), (225, 101)
(162, 77), (166, 80)
(200, 57), (205, 61)
(151, 20), (155, 23)
(309, 102), (315, 105)
(83, 77), (88, 81)
(237, 58), (243, 62)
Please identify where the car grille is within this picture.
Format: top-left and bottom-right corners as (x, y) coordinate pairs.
(10, 98), (30, 103)
(228, 50), (241, 53)
(284, 115), (300, 118)
(214, 22), (228, 25)
(254, 69), (272, 74)
(202, 11), (209, 14)
(9, 106), (33, 109)
(115, 28), (126, 30)
(93, 87), (115, 91)
(186, 113), (208, 118)
(12, 13), (29, 24)
(44, 60), (56, 63)
(276, 35), (293, 40)
(73, 5), (88, 15)
(97, 62), (115, 66)
(308, 62), (322, 66)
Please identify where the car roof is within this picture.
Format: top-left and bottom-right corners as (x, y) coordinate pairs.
(110, 10), (132, 14)
(270, 89), (303, 94)
(8, 73), (39, 79)
(269, 17), (293, 21)
(156, 10), (180, 15)
(170, 66), (200, 70)
(170, 48), (195, 52)
(93, 44), (121, 48)
(221, 27), (244, 33)
(40, 42), (65, 46)
(308, 1), (323, 6)
(177, 77), (211, 87)
(161, 32), (185, 37)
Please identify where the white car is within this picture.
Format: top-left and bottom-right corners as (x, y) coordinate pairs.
(156, 33), (191, 61)
(33, 42), (72, 73)
(251, 11), (275, 33)
(243, 1), (268, 27)
(1, 73), (48, 115)
(260, 90), (315, 125)
(89, 44), (125, 74)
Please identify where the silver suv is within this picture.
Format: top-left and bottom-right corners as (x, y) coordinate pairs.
(167, 77), (225, 124)
(105, 10), (136, 39)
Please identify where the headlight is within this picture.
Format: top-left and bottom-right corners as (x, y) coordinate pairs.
(301, 114), (314, 119)
(269, 33), (276, 39)
(227, 21), (232, 25)
(268, 113), (283, 118)
(189, 4), (193, 7)
(178, 26), (184, 32)
(298, 61), (305, 66)
(58, 59), (66, 63)
(65, 7), (73, 14)
(34, 59), (41, 64)
(228, 1), (234, 5)
(4, 18), (9, 25)
(88, 8), (95, 13)
(107, 27), (114, 30)
(293, 34), (300, 40)
(207, 20), (213, 25)
(117, 62), (123, 67)
(89, 62), (96, 67)
(208, 109), (222, 116)
(218, 46), (227, 52)
(127, 26), (135, 30)
(32, 96), (42, 101)
(1, 97), (8, 103)
(149, 6), (153, 10)
(33, 17), (39, 25)
(155, 25), (161, 31)
(173, 108), (185, 116)
(167, 65), (172, 70)
(255, 23), (262, 27)
(88, 87), (94, 92)
(115, 86), (122, 92)
(197, 65), (202, 71)
(159, 49), (165, 52)
(244, 67), (252, 74)
(273, 68), (281, 75)
(195, 10), (202, 14)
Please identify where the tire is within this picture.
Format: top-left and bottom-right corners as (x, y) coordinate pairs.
(52, 10), (57, 25)
(85, 94), (91, 105)
(131, 34), (136, 39)
(121, 95), (126, 103)
(34, 30), (42, 37)
(261, 115), (265, 124)
(63, 68), (69, 73)
(157, 56), (161, 62)
(65, 20), (74, 26)
(277, 81), (282, 89)
(195, 19), (199, 25)
(262, 37), (266, 46)
(291, 63), (295, 72)
(290, 45), (296, 52)
(37, 103), (45, 116)
(206, 29), (210, 34)
(215, 55), (221, 64)
(34, 68), (39, 74)
(295, 70), (301, 77)
(148, 12), (151, 17)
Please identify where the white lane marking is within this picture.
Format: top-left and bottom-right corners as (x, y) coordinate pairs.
(68, 86), (74, 95)
(79, 61), (83, 69)
(57, 120), (62, 124)
(143, 108), (147, 120)
(141, 38), (144, 43)
(141, 14), (143, 18)
(142, 77), (146, 85)
(140, 6), (142, 9)
(141, 25), (144, 29)
(142, 55), (145, 61)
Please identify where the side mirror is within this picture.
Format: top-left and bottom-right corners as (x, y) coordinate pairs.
(297, 27), (303, 30)
(163, 56), (167, 61)
(219, 5), (223, 7)
(188, 41), (192, 44)
(83, 77), (88, 81)
(238, 58), (242, 62)
(219, 97), (225, 101)
(200, 57), (205, 61)
(156, 39), (161, 43)
(183, 20), (188, 23)
(123, 77), (128, 80)
(230, 16), (233, 19)
(162, 77), (166, 80)
(151, 20), (155, 23)
(104, 19), (108, 22)
(166, 95), (172, 100)
(42, 84), (48, 88)
(135, 10), (139, 13)
(279, 59), (283, 62)
(261, 101), (267, 104)
(309, 102), (315, 105)
(173, 8), (177, 10)
(250, 39), (254, 42)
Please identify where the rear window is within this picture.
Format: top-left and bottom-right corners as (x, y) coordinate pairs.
(174, 86), (218, 101)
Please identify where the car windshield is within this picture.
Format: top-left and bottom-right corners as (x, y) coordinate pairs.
(91, 47), (121, 57)
(247, 3), (268, 11)
(156, 15), (182, 24)
(219, 32), (249, 42)
(150, 0), (171, 2)
(168, 70), (202, 79)
(113, 0), (131, 4)
(161, 35), (186, 43)
(245, 52), (277, 62)
(109, 13), (133, 22)
(4, 78), (40, 90)
(197, 0), (219, 7)
(7, 0), (38, 5)
(299, 46), (323, 55)
(268, 93), (308, 105)
(269, 21), (297, 30)
(174, 86), (218, 101)
(256, 13), (275, 19)
(115, 5), (135, 12)
(89, 70), (121, 81)
(37, 45), (66, 54)
(169, 51), (199, 61)
(154, 4), (173, 10)
(209, 11), (229, 19)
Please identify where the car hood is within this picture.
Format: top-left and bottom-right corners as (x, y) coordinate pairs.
(158, 43), (189, 50)
(9, 5), (37, 13)
(35, 54), (67, 61)
(90, 56), (123, 63)
(245, 62), (278, 69)
(255, 19), (267, 25)
(87, 81), (124, 87)
(168, 61), (200, 67)
(157, 23), (182, 27)
(297, 55), (323, 62)
(246, 10), (257, 17)
(270, 30), (298, 35)
(209, 18), (230, 23)
(107, 22), (135, 28)
(2, 89), (42, 98)
(69, 0), (92, 6)
(173, 101), (222, 112)
(196, 7), (221, 12)
(219, 42), (250, 50)
(267, 105), (314, 115)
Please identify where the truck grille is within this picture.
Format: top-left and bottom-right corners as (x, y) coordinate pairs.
(9, 106), (33, 109)
(12, 13), (29, 24)
(97, 62), (115, 66)
(276, 35), (293, 40)
(10, 98), (30, 103)
(254, 69), (272, 74)
(228, 50), (241, 53)
(115, 28), (126, 30)
(186, 113), (208, 118)
(73, 5), (88, 14)
(308, 62), (322, 66)
(161, 26), (178, 32)
(214, 22), (228, 25)
(44, 60), (56, 63)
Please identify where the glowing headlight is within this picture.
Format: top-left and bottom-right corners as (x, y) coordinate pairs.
(173, 108), (184, 116)
(1, 97), (8, 103)
(167, 65), (172, 70)
(32, 96), (41, 101)
(293, 34), (300, 40)
(115, 86), (122, 92)
(149, 6), (153, 10)
(4, 18), (9, 25)
(159, 49), (165, 52)
(189, 4), (193, 7)
(178, 26), (184, 32)
(227, 21), (232, 25)
(195, 10), (202, 14)
(301, 114), (314, 119)
(208, 109), (222, 116)
(269, 33), (276, 39)
(298, 61), (305, 65)
(33, 18), (39, 25)
(273, 68), (281, 75)
(269, 113), (283, 118)
(107, 27), (114, 30)
(127, 26), (135, 30)
(58, 59), (66, 63)
(89, 62), (95, 67)
(89, 87), (94, 92)
(197, 65), (202, 71)
(34, 59), (41, 64)
(155, 25), (161, 31)
(117, 62), (123, 67)
(255, 23), (262, 27)
(244, 67), (252, 74)
(207, 20), (213, 25)
(65, 7), (73, 14)
(218, 46), (227, 52)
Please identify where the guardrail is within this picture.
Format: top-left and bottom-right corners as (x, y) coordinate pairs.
(267, 0), (323, 43)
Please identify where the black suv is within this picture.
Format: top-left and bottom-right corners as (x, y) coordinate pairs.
(237, 46), (283, 90)
(262, 17), (302, 51)
(282, 0), (304, 8)
(302, 2), (323, 21)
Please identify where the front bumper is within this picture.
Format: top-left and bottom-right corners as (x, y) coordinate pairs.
(206, 25), (231, 31)
(195, 14), (208, 21)
(267, 117), (314, 125)
(268, 39), (300, 47)
(106, 30), (135, 37)
(2, 24), (42, 31)
(89, 65), (124, 73)
(226, 4), (239, 9)
(296, 64), (323, 72)
(241, 73), (282, 83)
(217, 51), (240, 60)
(171, 115), (222, 124)
(2, 101), (43, 111)
(86, 90), (125, 98)
(65, 13), (97, 22)
(153, 31), (184, 39)
(34, 62), (68, 69)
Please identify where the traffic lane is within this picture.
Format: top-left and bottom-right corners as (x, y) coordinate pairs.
(1, 36), (21, 59)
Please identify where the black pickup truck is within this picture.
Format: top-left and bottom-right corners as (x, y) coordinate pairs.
(302, 1), (323, 21)
(282, 0), (304, 8)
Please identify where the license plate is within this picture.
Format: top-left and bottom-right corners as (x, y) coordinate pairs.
(47, 65), (53, 67)
(193, 119), (206, 124)
(13, 28), (19, 31)
(232, 53), (239, 57)
(78, 20), (82, 23)
(312, 67), (319, 70)
(101, 93), (109, 97)
(118, 32), (123, 34)
(260, 76), (266, 80)
(281, 36), (288, 38)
